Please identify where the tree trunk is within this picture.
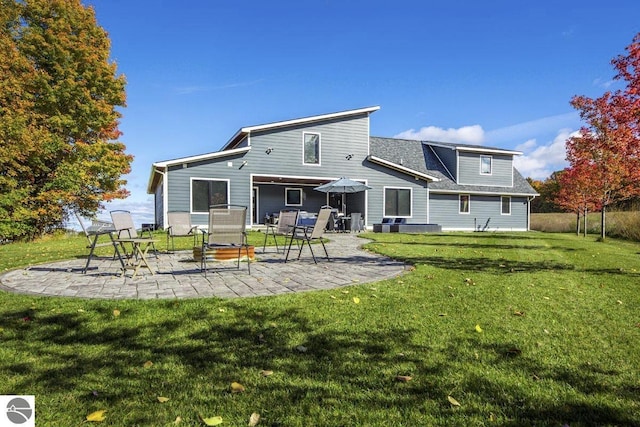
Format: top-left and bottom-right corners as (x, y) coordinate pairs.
(600, 205), (607, 240)
(583, 208), (588, 237)
(576, 211), (581, 235)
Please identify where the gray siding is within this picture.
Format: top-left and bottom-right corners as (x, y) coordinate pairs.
(166, 152), (251, 227)
(431, 146), (457, 180)
(458, 152), (513, 187)
(429, 193), (529, 231)
(246, 115), (370, 178)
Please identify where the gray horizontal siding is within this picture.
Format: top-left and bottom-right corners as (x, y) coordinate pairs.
(458, 152), (513, 187)
(431, 146), (457, 180)
(246, 115), (370, 177)
(429, 193), (529, 231)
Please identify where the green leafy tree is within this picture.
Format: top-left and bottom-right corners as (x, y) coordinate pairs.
(0, 0), (132, 240)
(527, 173), (562, 213)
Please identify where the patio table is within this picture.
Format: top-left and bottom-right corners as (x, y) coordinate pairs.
(82, 227), (123, 274)
(114, 238), (159, 278)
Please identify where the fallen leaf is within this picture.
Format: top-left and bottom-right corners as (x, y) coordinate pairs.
(113, 309), (120, 317)
(174, 416), (182, 424)
(329, 295), (337, 299)
(395, 375), (412, 382)
(513, 311), (525, 317)
(230, 381), (245, 393)
(248, 412), (260, 426)
(157, 396), (170, 403)
(86, 410), (107, 422)
(218, 308), (226, 313)
(260, 370), (273, 377)
(341, 290), (349, 294)
(77, 309), (85, 313)
(143, 360), (154, 368)
(353, 297), (360, 304)
(475, 324), (483, 333)
(617, 300), (623, 305)
(447, 395), (461, 406)
(200, 415), (223, 426)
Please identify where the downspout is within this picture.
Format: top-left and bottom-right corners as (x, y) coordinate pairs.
(527, 195), (537, 231)
(154, 167), (168, 229)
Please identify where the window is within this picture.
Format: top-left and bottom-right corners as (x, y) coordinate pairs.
(285, 188), (303, 206)
(459, 194), (470, 214)
(384, 188), (411, 217)
(480, 155), (492, 175)
(303, 133), (320, 165)
(501, 196), (511, 215)
(191, 179), (228, 213)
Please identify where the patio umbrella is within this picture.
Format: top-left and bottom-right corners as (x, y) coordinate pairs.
(314, 177), (371, 213)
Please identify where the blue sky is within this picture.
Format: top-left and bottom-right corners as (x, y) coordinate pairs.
(84, 0), (639, 225)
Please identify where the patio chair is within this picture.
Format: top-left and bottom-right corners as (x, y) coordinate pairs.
(262, 209), (299, 253)
(285, 207), (332, 263)
(200, 204), (251, 276)
(166, 211), (198, 253)
(110, 210), (158, 258)
(75, 212), (117, 273)
(350, 212), (363, 232)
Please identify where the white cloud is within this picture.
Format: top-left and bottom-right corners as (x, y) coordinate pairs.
(485, 112), (579, 146)
(514, 128), (580, 180)
(394, 124), (485, 144)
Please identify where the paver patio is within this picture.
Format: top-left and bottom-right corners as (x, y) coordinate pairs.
(0, 233), (406, 299)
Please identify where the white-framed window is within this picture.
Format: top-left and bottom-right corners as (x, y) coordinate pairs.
(480, 155), (492, 175)
(285, 188), (303, 206)
(501, 196), (511, 215)
(459, 194), (470, 214)
(384, 187), (412, 217)
(303, 132), (320, 165)
(191, 178), (229, 213)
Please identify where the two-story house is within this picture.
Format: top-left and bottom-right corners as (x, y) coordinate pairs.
(147, 106), (538, 231)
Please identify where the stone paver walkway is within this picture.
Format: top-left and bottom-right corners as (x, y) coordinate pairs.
(0, 233), (406, 299)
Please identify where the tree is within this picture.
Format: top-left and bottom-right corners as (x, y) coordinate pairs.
(0, 0), (132, 241)
(554, 165), (600, 236)
(528, 173), (562, 213)
(566, 33), (640, 240)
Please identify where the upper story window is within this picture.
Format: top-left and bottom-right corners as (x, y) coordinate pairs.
(480, 155), (492, 175)
(303, 132), (320, 165)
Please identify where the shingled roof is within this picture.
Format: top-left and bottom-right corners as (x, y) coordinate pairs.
(369, 136), (538, 196)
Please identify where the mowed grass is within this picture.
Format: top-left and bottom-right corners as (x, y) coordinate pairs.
(0, 231), (639, 426)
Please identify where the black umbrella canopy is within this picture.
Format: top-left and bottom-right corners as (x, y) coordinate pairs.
(313, 177), (372, 194)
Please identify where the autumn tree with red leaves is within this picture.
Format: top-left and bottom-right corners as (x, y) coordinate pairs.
(0, 0), (132, 240)
(554, 165), (600, 236)
(565, 33), (640, 240)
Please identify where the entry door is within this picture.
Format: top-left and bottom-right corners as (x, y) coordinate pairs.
(252, 187), (259, 224)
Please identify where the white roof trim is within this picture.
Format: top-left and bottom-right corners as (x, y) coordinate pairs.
(427, 142), (522, 156)
(152, 146), (251, 168)
(430, 189), (538, 197)
(368, 155), (441, 182)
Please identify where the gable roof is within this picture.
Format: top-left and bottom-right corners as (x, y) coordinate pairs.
(223, 106), (381, 150)
(369, 137), (538, 196)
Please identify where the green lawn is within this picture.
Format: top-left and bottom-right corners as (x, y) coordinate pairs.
(0, 231), (639, 426)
